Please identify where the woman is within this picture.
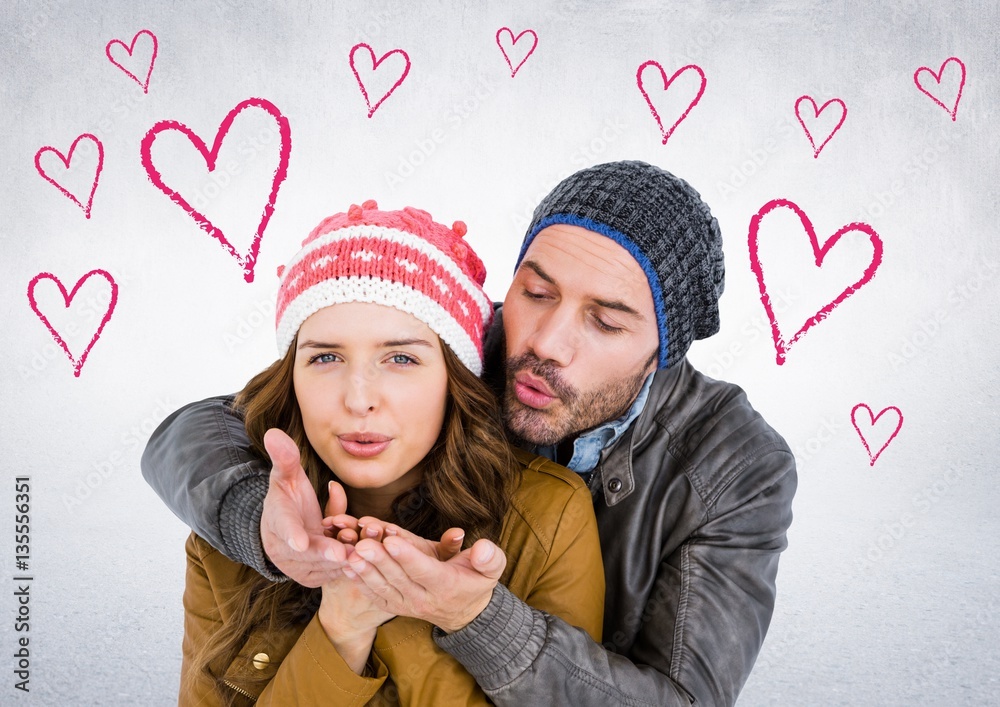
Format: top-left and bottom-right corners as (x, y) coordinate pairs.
(180, 201), (605, 705)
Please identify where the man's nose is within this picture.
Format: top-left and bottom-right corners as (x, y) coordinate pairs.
(525, 305), (576, 367)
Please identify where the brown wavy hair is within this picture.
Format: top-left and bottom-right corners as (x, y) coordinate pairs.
(193, 332), (521, 703)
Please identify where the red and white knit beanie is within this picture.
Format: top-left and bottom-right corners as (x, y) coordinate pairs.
(275, 200), (493, 375)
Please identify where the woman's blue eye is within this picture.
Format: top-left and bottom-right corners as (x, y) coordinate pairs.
(390, 353), (417, 365)
(309, 353), (338, 364)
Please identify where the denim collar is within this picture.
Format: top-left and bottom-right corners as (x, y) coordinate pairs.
(534, 372), (655, 474)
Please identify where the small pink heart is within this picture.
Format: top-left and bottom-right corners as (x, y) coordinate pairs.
(636, 60), (706, 146)
(795, 95), (847, 158)
(34, 133), (104, 219)
(106, 29), (158, 93)
(140, 97), (292, 283)
(748, 198), (884, 365)
(27, 270), (118, 378)
(496, 27), (538, 77)
(851, 403), (903, 466)
(349, 43), (411, 118)
(914, 57), (966, 121)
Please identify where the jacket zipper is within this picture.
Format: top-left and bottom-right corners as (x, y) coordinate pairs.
(223, 679), (257, 702)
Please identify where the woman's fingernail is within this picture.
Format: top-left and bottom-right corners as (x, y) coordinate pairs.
(385, 539), (400, 557)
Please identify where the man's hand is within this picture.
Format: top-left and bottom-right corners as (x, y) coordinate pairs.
(344, 533), (507, 633)
(261, 428), (351, 587)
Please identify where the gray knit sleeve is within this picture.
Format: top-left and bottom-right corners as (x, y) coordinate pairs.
(141, 395), (287, 581)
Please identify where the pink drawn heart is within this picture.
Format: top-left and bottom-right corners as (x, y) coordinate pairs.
(914, 57), (966, 121)
(349, 43), (411, 118)
(34, 133), (104, 219)
(851, 403), (903, 466)
(748, 198), (884, 365)
(496, 27), (538, 77)
(139, 97), (292, 283)
(106, 29), (158, 93)
(27, 269), (118, 378)
(636, 61), (706, 145)
(795, 95), (847, 158)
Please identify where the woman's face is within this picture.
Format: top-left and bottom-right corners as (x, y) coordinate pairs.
(293, 302), (448, 499)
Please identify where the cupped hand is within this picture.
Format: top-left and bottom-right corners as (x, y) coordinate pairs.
(345, 534), (507, 633)
(324, 513), (467, 562)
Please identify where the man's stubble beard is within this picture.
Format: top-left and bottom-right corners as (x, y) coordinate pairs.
(502, 351), (654, 447)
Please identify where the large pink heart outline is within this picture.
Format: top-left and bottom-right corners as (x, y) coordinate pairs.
(748, 198), (884, 365)
(350, 43), (411, 118)
(496, 27), (538, 77)
(106, 29), (158, 93)
(795, 95), (847, 159)
(914, 57), (966, 121)
(27, 269), (118, 378)
(851, 403), (903, 466)
(636, 60), (706, 145)
(139, 97), (292, 283)
(34, 133), (104, 219)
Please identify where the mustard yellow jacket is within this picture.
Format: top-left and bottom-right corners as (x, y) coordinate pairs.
(180, 450), (604, 705)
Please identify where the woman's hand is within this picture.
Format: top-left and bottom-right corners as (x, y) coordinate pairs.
(316, 483), (395, 675)
(323, 513), (467, 561)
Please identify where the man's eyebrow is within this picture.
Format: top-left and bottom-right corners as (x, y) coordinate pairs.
(592, 297), (643, 318)
(297, 338), (434, 349)
(521, 259), (644, 319)
(520, 259), (556, 284)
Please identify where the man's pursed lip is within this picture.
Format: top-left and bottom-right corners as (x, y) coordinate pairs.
(514, 379), (557, 409)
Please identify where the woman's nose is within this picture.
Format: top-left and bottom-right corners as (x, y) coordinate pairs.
(343, 369), (379, 415)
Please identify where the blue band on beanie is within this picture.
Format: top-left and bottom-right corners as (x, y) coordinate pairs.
(515, 213), (669, 368)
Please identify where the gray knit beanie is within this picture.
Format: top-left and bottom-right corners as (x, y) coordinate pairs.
(516, 160), (725, 369)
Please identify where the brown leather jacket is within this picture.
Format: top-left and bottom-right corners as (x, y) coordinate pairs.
(179, 450), (604, 705)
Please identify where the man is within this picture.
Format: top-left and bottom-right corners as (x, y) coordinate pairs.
(143, 161), (796, 705)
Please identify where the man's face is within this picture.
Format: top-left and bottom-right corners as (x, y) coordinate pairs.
(502, 224), (660, 446)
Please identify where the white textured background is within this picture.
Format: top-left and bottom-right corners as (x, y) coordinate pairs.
(1, 1), (998, 704)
